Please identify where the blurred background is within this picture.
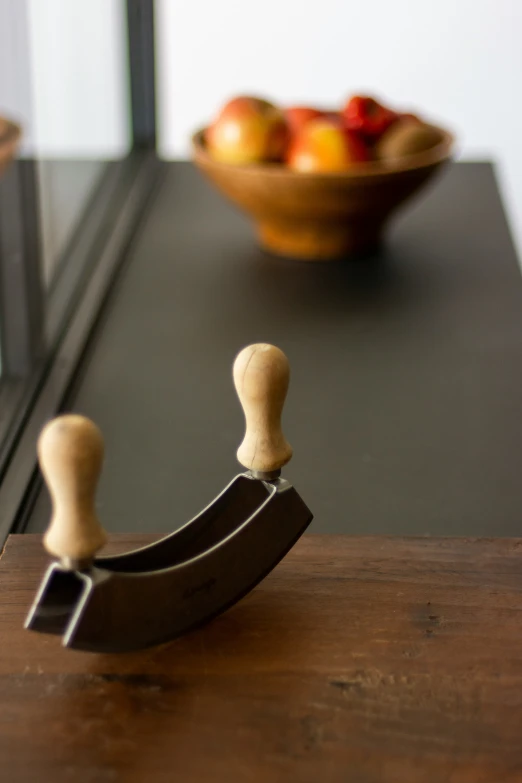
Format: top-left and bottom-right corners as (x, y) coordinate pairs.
(0, 0), (521, 544)
(0, 0), (129, 285)
(1, 0), (520, 259)
(155, 0), (521, 260)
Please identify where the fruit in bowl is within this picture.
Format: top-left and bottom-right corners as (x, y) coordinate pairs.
(193, 92), (454, 260)
(205, 96), (288, 165)
(376, 117), (446, 161)
(0, 115), (22, 179)
(284, 106), (326, 136)
(287, 117), (369, 173)
(343, 95), (398, 139)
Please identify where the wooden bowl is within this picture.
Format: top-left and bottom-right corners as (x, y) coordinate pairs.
(192, 126), (454, 261)
(0, 117), (21, 178)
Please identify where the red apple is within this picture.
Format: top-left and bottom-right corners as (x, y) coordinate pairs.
(287, 118), (370, 173)
(284, 106), (325, 136)
(206, 96), (288, 164)
(343, 95), (398, 139)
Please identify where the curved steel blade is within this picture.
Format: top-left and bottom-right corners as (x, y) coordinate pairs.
(26, 477), (312, 652)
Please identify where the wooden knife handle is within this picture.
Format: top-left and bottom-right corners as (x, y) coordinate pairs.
(233, 343), (293, 476)
(38, 415), (107, 567)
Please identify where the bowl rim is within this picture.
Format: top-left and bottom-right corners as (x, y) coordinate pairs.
(192, 124), (455, 180)
(0, 117), (22, 155)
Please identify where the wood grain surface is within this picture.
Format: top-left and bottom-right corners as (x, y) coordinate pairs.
(1, 534), (521, 782)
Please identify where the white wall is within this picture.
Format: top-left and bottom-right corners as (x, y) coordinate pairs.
(0, 0), (131, 279)
(1, 0), (130, 157)
(27, 0), (130, 158)
(0, 0), (34, 154)
(156, 0), (522, 255)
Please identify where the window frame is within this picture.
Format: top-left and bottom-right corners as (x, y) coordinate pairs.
(0, 0), (160, 543)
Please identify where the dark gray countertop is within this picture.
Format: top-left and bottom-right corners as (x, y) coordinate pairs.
(26, 161), (522, 536)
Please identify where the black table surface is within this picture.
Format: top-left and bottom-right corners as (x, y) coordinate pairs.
(26, 161), (522, 537)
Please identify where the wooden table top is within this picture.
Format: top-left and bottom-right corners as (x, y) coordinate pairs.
(1, 533), (521, 782)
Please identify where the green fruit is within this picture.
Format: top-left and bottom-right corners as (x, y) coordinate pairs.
(377, 120), (444, 161)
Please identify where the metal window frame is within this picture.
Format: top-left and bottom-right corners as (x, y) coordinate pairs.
(127, 0), (157, 149)
(0, 160), (44, 378)
(0, 0), (161, 544)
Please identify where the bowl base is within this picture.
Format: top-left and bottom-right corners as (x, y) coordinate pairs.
(258, 219), (385, 261)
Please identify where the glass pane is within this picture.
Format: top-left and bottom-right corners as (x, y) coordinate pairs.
(36, 161), (106, 286)
(0, 0), (130, 378)
(27, 0), (131, 287)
